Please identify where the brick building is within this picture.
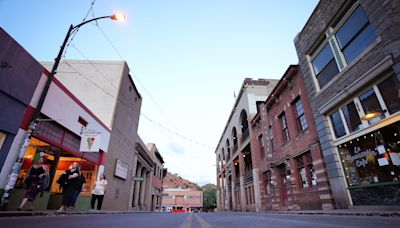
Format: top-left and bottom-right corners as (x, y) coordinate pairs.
(147, 143), (166, 211)
(161, 188), (203, 212)
(215, 78), (278, 212)
(250, 65), (334, 211)
(294, 0), (400, 208)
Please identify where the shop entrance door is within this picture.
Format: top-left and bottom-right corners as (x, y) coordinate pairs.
(278, 165), (288, 207)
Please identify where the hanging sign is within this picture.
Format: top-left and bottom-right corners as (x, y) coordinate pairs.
(80, 132), (101, 152)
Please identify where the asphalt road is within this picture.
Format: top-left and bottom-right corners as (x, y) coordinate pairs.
(1, 212), (400, 228)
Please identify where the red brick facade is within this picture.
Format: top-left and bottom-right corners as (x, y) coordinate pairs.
(250, 65), (334, 210)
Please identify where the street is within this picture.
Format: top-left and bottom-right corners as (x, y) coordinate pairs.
(1, 212), (400, 228)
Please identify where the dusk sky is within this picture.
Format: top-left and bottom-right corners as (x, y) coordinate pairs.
(1, 0), (319, 186)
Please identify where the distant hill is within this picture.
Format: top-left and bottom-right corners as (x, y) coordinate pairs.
(163, 172), (201, 190)
(201, 183), (217, 190)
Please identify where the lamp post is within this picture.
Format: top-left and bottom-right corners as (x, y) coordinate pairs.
(0, 13), (125, 209)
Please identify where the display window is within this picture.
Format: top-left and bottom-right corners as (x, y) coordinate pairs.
(17, 137), (99, 197)
(50, 155), (97, 197)
(16, 138), (57, 189)
(339, 121), (400, 188)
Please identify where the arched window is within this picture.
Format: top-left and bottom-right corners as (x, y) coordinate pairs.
(240, 109), (249, 141)
(232, 127), (238, 152)
(226, 139), (231, 160)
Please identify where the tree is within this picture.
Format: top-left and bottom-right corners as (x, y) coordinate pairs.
(203, 187), (216, 212)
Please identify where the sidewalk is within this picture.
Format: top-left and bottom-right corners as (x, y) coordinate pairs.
(0, 210), (152, 217)
(263, 209), (400, 217)
(1, 208), (400, 218)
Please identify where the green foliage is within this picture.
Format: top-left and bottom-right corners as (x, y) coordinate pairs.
(203, 188), (216, 211)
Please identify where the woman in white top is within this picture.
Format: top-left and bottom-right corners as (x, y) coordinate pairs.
(90, 173), (107, 211)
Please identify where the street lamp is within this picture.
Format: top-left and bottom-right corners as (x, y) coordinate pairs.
(0, 13), (125, 209)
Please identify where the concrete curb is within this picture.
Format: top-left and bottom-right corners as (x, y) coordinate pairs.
(217, 210), (400, 217)
(0, 210), (153, 218)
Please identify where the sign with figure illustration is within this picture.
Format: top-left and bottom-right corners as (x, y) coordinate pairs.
(80, 132), (101, 152)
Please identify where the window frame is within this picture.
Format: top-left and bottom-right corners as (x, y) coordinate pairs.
(293, 97), (308, 133)
(279, 113), (290, 144)
(0, 131), (6, 151)
(309, 1), (377, 91)
(268, 125), (274, 153)
(296, 152), (316, 189)
(328, 75), (393, 140)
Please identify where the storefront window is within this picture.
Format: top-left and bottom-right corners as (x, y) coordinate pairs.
(51, 154), (97, 197)
(331, 110), (346, 138)
(359, 88), (385, 125)
(339, 122), (400, 187)
(17, 138), (98, 198)
(342, 101), (363, 133)
(378, 74), (400, 114)
(296, 152), (316, 188)
(16, 138), (58, 189)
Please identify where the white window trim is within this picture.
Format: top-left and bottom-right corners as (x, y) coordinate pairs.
(327, 76), (399, 142)
(308, 1), (380, 94)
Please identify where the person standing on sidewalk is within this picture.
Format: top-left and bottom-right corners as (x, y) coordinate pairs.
(90, 173), (107, 211)
(57, 162), (80, 213)
(17, 155), (49, 211)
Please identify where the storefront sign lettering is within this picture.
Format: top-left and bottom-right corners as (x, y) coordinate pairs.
(356, 159), (368, 168)
(349, 150), (377, 163)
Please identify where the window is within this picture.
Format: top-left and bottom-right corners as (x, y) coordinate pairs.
(258, 134), (264, 157)
(279, 113), (290, 143)
(310, 3), (377, 89)
(296, 152), (317, 188)
(293, 97), (308, 132)
(336, 6), (377, 63)
(269, 126), (274, 152)
(0, 132), (6, 151)
(312, 43), (339, 88)
(78, 116), (88, 127)
(342, 101), (363, 133)
(331, 110), (346, 138)
(359, 88), (384, 125)
(378, 74), (400, 114)
(338, 122), (400, 187)
(328, 76), (398, 139)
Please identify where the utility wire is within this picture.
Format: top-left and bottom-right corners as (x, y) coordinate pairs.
(62, 60), (213, 150)
(94, 24), (183, 135)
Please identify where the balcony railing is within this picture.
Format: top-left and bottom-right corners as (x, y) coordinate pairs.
(242, 128), (249, 142)
(244, 171), (253, 184)
(234, 178), (240, 189)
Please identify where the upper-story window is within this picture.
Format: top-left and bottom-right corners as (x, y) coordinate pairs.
(269, 126), (274, 153)
(312, 43), (339, 88)
(310, 2), (377, 90)
(329, 73), (399, 139)
(279, 113), (290, 143)
(226, 139), (231, 160)
(293, 97), (308, 132)
(258, 134), (264, 157)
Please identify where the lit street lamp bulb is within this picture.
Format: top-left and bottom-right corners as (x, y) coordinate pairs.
(111, 13), (125, 21)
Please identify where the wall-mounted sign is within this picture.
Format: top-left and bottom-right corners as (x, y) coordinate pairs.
(114, 159), (129, 180)
(132, 176), (144, 181)
(80, 132), (101, 152)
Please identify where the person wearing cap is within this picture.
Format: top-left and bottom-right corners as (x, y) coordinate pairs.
(17, 155), (49, 211)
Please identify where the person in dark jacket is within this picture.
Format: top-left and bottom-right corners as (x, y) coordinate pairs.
(17, 155), (49, 211)
(57, 162), (81, 212)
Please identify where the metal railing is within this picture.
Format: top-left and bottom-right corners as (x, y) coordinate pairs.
(244, 171), (253, 184)
(234, 178), (240, 189)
